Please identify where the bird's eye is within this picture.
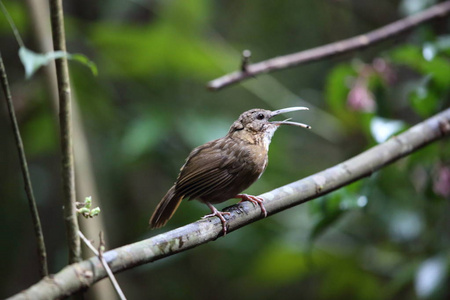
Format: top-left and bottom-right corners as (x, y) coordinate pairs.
(256, 113), (265, 120)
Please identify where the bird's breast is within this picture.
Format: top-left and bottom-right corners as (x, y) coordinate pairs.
(225, 138), (268, 174)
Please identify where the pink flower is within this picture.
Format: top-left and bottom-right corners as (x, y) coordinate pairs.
(434, 166), (450, 198)
(347, 80), (376, 112)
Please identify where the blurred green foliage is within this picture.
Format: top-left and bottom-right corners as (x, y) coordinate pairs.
(0, 0), (449, 299)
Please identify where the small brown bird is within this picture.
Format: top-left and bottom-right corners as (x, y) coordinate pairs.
(149, 107), (310, 234)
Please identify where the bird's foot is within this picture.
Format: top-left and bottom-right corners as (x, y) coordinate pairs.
(202, 202), (231, 235)
(236, 194), (268, 217)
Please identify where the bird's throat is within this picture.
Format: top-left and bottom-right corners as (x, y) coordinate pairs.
(262, 126), (278, 151)
(229, 125), (278, 151)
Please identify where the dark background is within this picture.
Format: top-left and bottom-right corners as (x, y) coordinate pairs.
(0, 0), (449, 299)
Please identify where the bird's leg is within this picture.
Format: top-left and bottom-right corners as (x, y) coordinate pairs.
(236, 194), (268, 217)
(202, 202), (231, 234)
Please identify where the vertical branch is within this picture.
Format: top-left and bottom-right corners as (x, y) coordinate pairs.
(0, 53), (48, 277)
(26, 1), (116, 298)
(49, 0), (81, 263)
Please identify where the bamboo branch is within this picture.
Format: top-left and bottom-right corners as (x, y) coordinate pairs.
(49, 0), (81, 263)
(8, 108), (450, 300)
(207, 1), (450, 90)
(0, 53), (48, 278)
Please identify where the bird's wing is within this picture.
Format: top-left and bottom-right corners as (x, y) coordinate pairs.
(175, 139), (257, 200)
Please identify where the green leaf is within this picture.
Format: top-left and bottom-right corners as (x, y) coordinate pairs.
(84, 196), (92, 209)
(325, 63), (362, 129)
(18, 47), (97, 79)
(76, 196), (101, 218)
(325, 64), (354, 114)
(69, 53), (98, 76)
(390, 45), (450, 89)
(409, 74), (440, 117)
(90, 207), (101, 217)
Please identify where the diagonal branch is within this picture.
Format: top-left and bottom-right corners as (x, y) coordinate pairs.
(207, 1), (450, 90)
(9, 108), (450, 300)
(78, 231), (127, 300)
(49, 0), (81, 263)
(0, 53), (48, 277)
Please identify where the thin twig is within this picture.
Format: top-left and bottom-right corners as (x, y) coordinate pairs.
(9, 108), (450, 300)
(0, 53), (48, 277)
(49, 0), (81, 263)
(78, 231), (127, 300)
(207, 1), (450, 90)
(240, 49), (251, 72)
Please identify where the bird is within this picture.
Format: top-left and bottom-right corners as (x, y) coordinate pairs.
(149, 107), (310, 234)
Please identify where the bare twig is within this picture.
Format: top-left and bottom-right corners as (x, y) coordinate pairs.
(9, 108), (450, 300)
(240, 49), (251, 72)
(0, 53), (48, 277)
(78, 231), (127, 300)
(49, 0), (81, 263)
(207, 1), (450, 90)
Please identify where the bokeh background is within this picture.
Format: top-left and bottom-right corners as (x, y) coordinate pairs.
(1, 0), (449, 299)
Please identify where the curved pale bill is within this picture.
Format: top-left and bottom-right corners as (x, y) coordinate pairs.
(270, 107), (311, 129)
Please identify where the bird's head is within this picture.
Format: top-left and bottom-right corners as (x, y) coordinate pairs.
(228, 107), (311, 148)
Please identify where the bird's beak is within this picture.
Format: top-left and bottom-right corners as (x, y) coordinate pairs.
(270, 107), (311, 129)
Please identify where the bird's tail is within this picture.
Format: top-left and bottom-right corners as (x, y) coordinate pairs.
(149, 186), (183, 229)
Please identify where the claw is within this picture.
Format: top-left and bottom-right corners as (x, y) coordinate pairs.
(203, 202), (231, 235)
(236, 194), (268, 217)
